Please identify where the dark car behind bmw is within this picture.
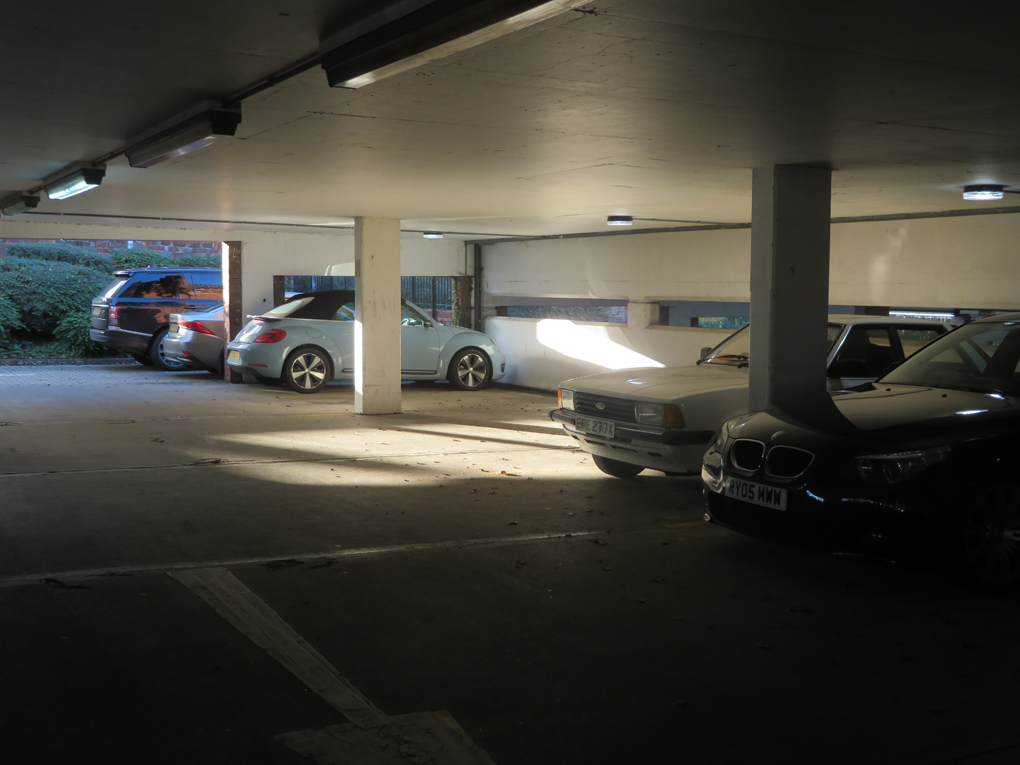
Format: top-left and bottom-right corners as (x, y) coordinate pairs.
(90, 267), (222, 370)
(703, 313), (1020, 588)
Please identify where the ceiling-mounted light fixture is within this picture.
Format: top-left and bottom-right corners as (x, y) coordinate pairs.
(962, 184), (1006, 201)
(0, 193), (40, 216)
(607, 215), (634, 226)
(44, 164), (106, 200)
(320, 0), (587, 89)
(124, 103), (242, 168)
(423, 232), (444, 239)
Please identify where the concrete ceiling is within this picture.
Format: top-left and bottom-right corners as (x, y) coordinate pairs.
(4, 0), (1020, 237)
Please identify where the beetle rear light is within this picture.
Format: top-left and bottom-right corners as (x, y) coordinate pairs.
(255, 329), (287, 343)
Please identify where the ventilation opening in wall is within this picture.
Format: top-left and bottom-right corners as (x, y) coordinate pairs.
(498, 304), (628, 323)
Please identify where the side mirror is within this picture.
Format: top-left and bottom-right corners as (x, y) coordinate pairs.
(700, 346), (712, 359)
(424, 320), (433, 329)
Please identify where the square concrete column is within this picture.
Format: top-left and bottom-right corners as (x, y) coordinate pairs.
(222, 240), (244, 384)
(355, 217), (402, 414)
(749, 165), (832, 415)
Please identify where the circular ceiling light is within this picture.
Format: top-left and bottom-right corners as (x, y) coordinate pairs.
(607, 215), (634, 226)
(963, 184), (1006, 201)
(422, 232), (444, 239)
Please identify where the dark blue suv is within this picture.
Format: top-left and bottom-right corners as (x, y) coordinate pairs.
(90, 267), (223, 370)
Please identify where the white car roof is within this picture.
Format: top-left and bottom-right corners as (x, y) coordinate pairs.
(826, 314), (948, 325)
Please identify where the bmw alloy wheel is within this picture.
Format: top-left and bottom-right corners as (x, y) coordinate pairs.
(961, 481), (1020, 588)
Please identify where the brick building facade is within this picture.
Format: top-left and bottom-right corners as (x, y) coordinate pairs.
(0, 238), (222, 258)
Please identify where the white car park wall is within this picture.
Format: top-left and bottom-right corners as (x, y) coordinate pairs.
(482, 211), (1020, 391)
(0, 219), (466, 324)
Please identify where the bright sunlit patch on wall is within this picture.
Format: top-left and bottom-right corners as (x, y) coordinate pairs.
(536, 319), (664, 371)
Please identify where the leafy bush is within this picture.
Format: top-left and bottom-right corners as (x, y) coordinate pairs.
(176, 254), (222, 269)
(54, 309), (107, 356)
(6, 242), (112, 272)
(0, 294), (22, 338)
(0, 257), (110, 333)
(110, 248), (174, 270)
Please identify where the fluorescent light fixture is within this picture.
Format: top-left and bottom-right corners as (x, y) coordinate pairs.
(124, 107), (241, 168)
(44, 164), (106, 200)
(320, 0), (587, 89)
(607, 215), (634, 226)
(0, 193), (40, 216)
(423, 232), (444, 239)
(963, 184), (1005, 201)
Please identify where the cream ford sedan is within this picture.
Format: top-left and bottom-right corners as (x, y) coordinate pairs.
(549, 315), (949, 478)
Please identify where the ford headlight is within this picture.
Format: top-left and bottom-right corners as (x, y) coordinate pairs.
(558, 388), (575, 411)
(856, 445), (950, 484)
(635, 403), (685, 428)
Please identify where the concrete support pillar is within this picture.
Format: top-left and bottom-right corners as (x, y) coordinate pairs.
(355, 217), (402, 415)
(748, 165), (832, 415)
(627, 301), (662, 329)
(222, 241), (244, 384)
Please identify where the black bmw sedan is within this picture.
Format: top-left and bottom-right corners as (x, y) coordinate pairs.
(702, 313), (1020, 588)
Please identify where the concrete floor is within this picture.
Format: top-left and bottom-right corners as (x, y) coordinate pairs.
(1, 365), (1019, 764)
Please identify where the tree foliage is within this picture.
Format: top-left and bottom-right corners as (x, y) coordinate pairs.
(6, 242), (113, 272)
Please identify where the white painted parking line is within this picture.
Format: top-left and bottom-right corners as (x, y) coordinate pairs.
(0, 530), (601, 589)
(171, 568), (388, 729)
(172, 568), (498, 763)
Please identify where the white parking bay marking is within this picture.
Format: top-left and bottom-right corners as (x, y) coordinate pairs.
(171, 567), (498, 764)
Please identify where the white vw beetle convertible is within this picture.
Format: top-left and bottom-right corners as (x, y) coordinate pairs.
(227, 289), (506, 393)
(549, 315), (949, 478)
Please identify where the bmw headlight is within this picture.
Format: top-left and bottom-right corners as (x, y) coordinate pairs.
(856, 445), (950, 484)
(713, 415), (746, 452)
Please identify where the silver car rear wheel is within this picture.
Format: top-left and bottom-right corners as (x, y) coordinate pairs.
(283, 348), (331, 394)
(448, 349), (491, 391)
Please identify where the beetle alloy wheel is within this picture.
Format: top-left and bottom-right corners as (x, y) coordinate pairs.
(290, 352), (327, 390)
(456, 352), (487, 388)
(963, 482), (1020, 587)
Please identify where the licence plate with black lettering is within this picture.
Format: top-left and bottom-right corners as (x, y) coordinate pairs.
(724, 477), (787, 511)
(575, 416), (615, 439)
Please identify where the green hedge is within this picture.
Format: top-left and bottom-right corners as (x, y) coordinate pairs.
(0, 257), (110, 334)
(54, 309), (106, 356)
(0, 294), (22, 338)
(108, 248), (221, 270)
(6, 242), (113, 272)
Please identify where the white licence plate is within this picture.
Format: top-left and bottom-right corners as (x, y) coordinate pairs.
(724, 477), (787, 511)
(228, 350), (240, 361)
(169, 323), (179, 334)
(575, 415), (615, 439)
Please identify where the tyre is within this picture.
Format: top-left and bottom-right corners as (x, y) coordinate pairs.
(131, 353), (154, 366)
(448, 348), (492, 391)
(592, 454), (645, 479)
(150, 327), (191, 371)
(283, 347), (331, 394)
(952, 481), (1020, 589)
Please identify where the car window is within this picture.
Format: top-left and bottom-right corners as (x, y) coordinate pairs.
(190, 271), (223, 300)
(701, 323), (843, 367)
(335, 301), (356, 321)
(831, 327), (895, 378)
(884, 322), (1020, 395)
(400, 304), (427, 327)
(119, 275), (185, 299)
(100, 276), (129, 299)
(896, 326), (943, 357)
